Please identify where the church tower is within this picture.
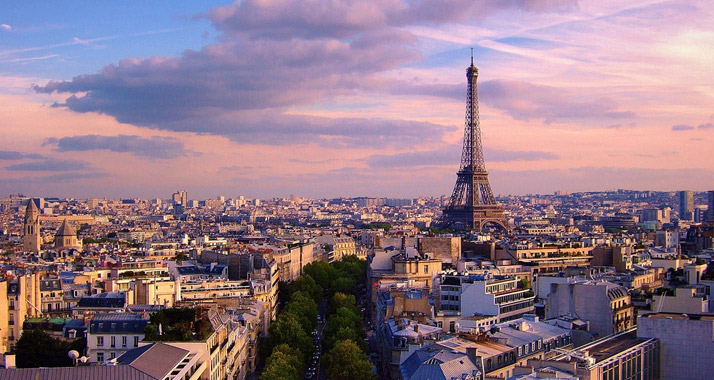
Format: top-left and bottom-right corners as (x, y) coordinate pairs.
(23, 199), (41, 252)
(55, 218), (82, 250)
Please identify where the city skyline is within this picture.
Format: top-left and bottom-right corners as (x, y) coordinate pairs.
(1, 0), (713, 199)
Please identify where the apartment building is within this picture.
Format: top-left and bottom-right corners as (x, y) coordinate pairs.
(546, 280), (634, 338)
(436, 273), (535, 323)
(87, 312), (149, 363)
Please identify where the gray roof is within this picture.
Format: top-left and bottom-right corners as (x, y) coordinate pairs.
(401, 348), (480, 380)
(89, 313), (149, 334)
(490, 318), (571, 348)
(0, 366), (156, 380)
(56, 219), (76, 237)
(118, 342), (189, 380)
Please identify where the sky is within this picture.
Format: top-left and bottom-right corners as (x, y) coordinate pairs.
(1, 0), (713, 199)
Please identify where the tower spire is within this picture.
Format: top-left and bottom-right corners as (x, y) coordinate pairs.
(442, 56), (508, 232)
(471, 47), (474, 65)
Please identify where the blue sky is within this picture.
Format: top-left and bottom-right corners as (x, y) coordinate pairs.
(0, 0), (713, 199)
(1, 1), (227, 78)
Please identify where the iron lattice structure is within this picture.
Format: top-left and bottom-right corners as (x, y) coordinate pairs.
(442, 56), (508, 231)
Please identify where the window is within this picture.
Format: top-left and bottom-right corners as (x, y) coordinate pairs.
(424, 265), (428, 274)
(97, 352), (104, 362)
(134, 336), (140, 347)
(97, 336), (104, 347)
(111, 336), (116, 348)
(122, 336), (127, 348)
(110, 352), (116, 359)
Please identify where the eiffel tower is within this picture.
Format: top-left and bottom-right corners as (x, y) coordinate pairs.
(442, 52), (508, 232)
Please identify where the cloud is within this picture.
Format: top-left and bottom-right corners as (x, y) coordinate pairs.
(32, 0), (579, 148)
(478, 80), (636, 124)
(0, 150), (44, 160)
(671, 124), (694, 131)
(0, 24), (10, 31)
(44, 134), (189, 159)
(4, 159), (92, 172)
(365, 146), (558, 168)
(208, 0), (577, 40)
(289, 158), (339, 164)
(697, 123), (713, 129)
(491, 167), (714, 195)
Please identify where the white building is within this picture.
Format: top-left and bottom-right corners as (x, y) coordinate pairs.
(87, 312), (149, 363)
(638, 312), (714, 380)
(437, 273), (535, 323)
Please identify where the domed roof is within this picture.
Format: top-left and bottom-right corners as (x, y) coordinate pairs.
(56, 219), (76, 237)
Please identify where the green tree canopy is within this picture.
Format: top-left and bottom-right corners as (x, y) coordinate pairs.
(270, 344), (304, 369)
(16, 329), (77, 368)
(261, 351), (302, 380)
(325, 339), (375, 380)
(144, 307), (211, 341)
(261, 312), (313, 362)
(289, 274), (323, 304)
(302, 260), (337, 289)
(324, 306), (364, 347)
(284, 291), (319, 334)
(329, 292), (359, 316)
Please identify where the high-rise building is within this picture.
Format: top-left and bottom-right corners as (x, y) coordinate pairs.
(707, 190), (714, 221)
(677, 190), (694, 220)
(442, 53), (507, 232)
(171, 190), (188, 208)
(22, 199), (41, 252)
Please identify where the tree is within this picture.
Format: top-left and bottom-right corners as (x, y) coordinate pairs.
(332, 276), (357, 295)
(325, 339), (375, 380)
(302, 261), (336, 289)
(16, 329), (73, 368)
(329, 292), (359, 316)
(270, 344), (304, 369)
(289, 274), (323, 304)
(518, 278), (531, 289)
(261, 312), (313, 362)
(144, 307), (210, 341)
(284, 291), (318, 334)
(261, 351), (302, 380)
(323, 307), (364, 349)
(324, 326), (359, 353)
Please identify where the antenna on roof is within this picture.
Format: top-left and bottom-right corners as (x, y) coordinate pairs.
(471, 48), (474, 65)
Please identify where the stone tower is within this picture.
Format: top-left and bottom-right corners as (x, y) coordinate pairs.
(23, 199), (41, 252)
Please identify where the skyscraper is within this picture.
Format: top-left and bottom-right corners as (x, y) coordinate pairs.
(678, 190), (694, 221)
(172, 190), (188, 208)
(707, 190), (714, 221)
(442, 54), (507, 231)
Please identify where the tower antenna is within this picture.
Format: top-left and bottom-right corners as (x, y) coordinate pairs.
(471, 47), (474, 65)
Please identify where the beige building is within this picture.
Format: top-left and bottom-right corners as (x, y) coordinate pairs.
(315, 234), (356, 262)
(54, 219), (82, 250)
(545, 328), (659, 380)
(546, 281), (634, 338)
(638, 312), (713, 380)
(651, 286), (709, 314)
(22, 199), (41, 253)
(495, 246), (593, 275)
(4, 274), (42, 351)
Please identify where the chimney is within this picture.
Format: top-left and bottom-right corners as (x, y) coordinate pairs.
(466, 347), (478, 363)
(414, 324), (419, 333)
